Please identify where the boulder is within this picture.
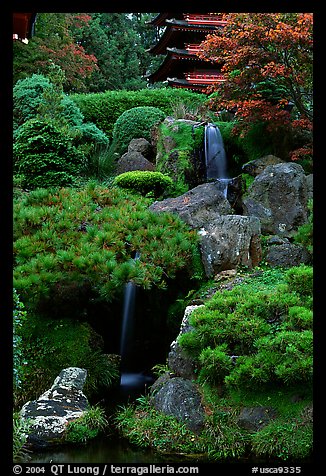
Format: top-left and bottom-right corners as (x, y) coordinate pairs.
(242, 155), (284, 177)
(242, 162), (309, 237)
(237, 406), (277, 431)
(150, 375), (205, 433)
(149, 182), (233, 229)
(265, 242), (312, 267)
(199, 215), (262, 277)
(168, 305), (203, 380)
(21, 367), (89, 449)
(116, 151), (155, 175)
(128, 138), (154, 161)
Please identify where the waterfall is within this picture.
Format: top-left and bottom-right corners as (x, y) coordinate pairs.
(119, 251), (140, 363)
(119, 252), (154, 397)
(204, 123), (231, 197)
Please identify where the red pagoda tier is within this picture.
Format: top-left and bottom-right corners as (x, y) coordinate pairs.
(147, 13), (226, 93)
(13, 13), (37, 41)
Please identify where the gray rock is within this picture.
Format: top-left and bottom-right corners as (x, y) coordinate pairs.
(150, 182), (233, 229)
(242, 155), (284, 177)
(199, 215), (262, 277)
(150, 376), (205, 433)
(21, 367), (89, 449)
(168, 305), (203, 379)
(243, 162), (309, 237)
(116, 151), (155, 175)
(237, 406), (277, 431)
(265, 242), (312, 267)
(128, 138), (154, 161)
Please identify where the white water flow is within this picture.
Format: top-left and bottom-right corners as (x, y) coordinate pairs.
(204, 123), (231, 197)
(119, 252), (140, 361)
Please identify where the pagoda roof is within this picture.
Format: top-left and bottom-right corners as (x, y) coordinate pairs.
(148, 25), (212, 55)
(148, 13), (183, 26)
(167, 71), (225, 93)
(13, 12), (37, 40)
(146, 50), (218, 83)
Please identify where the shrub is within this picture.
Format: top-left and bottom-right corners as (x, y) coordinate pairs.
(284, 264), (313, 297)
(71, 88), (207, 139)
(13, 74), (54, 130)
(13, 73), (84, 131)
(112, 106), (165, 156)
(13, 184), (200, 312)
(294, 199), (313, 254)
(113, 171), (173, 198)
(198, 344), (233, 385)
(13, 119), (84, 189)
(13, 413), (32, 462)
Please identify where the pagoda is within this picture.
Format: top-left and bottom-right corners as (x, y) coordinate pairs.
(13, 13), (37, 42)
(147, 13), (226, 93)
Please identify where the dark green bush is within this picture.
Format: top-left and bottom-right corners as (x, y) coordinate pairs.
(13, 119), (84, 189)
(71, 88), (207, 139)
(112, 106), (165, 156)
(13, 74), (84, 131)
(284, 264), (313, 297)
(113, 171), (173, 198)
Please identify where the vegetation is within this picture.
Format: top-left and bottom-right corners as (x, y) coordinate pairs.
(12, 12), (313, 463)
(65, 405), (109, 444)
(110, 106), (165, 157)
(200, 13), (313, 167)
(71, 88), (207, 139)
(113, 171), (174, 198)
(116, 265), (313, 461)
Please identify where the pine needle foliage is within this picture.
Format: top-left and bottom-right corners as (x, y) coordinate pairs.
(13, 183), (201, 312)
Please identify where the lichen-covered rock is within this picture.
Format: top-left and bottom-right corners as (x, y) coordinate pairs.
(242, 155), (284, 177)
(21, 367), (89, 449)
(265, 242), (312, 267)
(116, 151), (155, 175)
(237, 406), (277, 431)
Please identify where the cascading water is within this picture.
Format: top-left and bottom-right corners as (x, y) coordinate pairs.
(119, 252), (154, 397)
(204, 123), (231, 197)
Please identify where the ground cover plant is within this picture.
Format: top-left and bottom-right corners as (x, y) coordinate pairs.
(115, 265), (313, 461)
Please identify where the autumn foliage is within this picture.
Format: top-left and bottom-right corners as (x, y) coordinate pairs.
(198, 13), (313, 162)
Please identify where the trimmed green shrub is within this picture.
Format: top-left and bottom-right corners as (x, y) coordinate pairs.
(112, 106), (165, 156)
(13, 119), (84, 189)
(113, 171), (173, 198)
(178, 266), (313, 388)
(284, 264), (313, 297)
(71, 88), (207, 139)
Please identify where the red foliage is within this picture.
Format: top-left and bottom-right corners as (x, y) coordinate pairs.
(198, 13), (313, 161)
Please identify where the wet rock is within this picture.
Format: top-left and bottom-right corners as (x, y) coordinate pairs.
(242, 155), (284, 177)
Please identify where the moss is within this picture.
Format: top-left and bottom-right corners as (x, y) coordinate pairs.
(156, 121), (205, 190)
